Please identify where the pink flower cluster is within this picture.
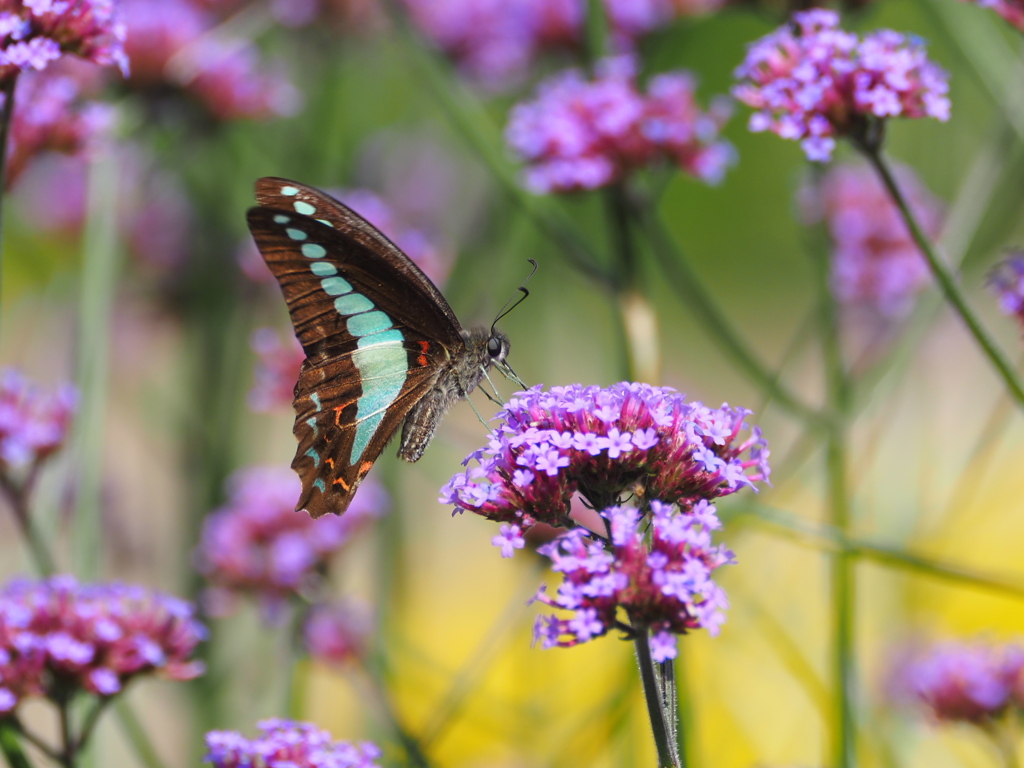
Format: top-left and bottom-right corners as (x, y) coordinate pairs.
(900, 640), (1024, 723)
(205, 719), (382, 768)
(0, 368), (76, 475)
(733, 9), (951, 161)
(989, 253), (1024, 328)
(966, 0), (1024, 31)
(800, 162), (942, 316)
(441, 383), (770, 540)
(0, 575), (205, 711)
(0, 0), (128, 80)
(506, 56), (734, 193)
(240, 187), (451, 292)
(6, 67), (112, 187)
(194, 466), (387, 616)
(534, 500), (734, 661)
(403, 0), (726, 88)
(121, 0), (300, 120)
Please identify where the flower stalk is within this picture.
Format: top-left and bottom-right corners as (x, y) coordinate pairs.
(635, 629), (680, 768)
(859, 144), (1024, 407)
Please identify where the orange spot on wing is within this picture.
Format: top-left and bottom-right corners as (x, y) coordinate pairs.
(359, 461), (373, 475)
(417, 341), (430, 353)
(333, 405), (345, 427)
(333, 477), (350, 490)
(324, 457), (335, 469)
(417, 354), (428, 367)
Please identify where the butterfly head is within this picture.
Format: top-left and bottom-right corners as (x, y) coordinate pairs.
(486, 329), (511, 367)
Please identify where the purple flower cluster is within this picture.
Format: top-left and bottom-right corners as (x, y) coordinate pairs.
(121, 0), (300, 120)
(733, 9), (951, 161)
(0, 0), (128, 80)
(0, 575), (205, 711)
(194, 466), (387, 617)
(441, 383), (770, 537)
(965, 0), (1024, 31)
(6, 67), (112, 187)
(988, 253), (1024, 329)
(507, 55), (734, 193)
(800, 162), (942, 316)
(534, 500), (734, 660)
(899, 640), (1024, 723)
(205, 719), (382, 768)
(0, 368), (76, 475)
(403, 0), (725, 88)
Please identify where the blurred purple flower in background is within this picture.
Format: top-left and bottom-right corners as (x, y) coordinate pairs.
(248, 327), (306, 412)
(897, 640), (1024, 724)
(506, 55), (734, 193)
(441, 383), (770, 540)
(800, 162), (943, 316)
(121, 0), (300, 120)
(534, 500), (734, 660)
(303, 600), (371, 667)
(205, 719), (382, 768)
(0, 575), (205, 711)
(963, 0), (1024, 31)
(0, 368), (76, 477)
(194, 466), (388, 618)
(12, 145), (193, 268)
(5, 66), (113, 187)
(733, 9), (950, 161)
(988, 253), (1024, 329)
(0, 0), (128, 80)
(402, 0), (727, 88)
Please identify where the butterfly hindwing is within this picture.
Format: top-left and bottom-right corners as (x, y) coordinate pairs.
(291, 347), (448, 518)
(246, 197), (468, 517)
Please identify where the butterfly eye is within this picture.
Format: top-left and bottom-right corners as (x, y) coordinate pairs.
(487, 336), (504, 358)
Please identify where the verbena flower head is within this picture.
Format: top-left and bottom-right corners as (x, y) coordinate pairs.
(441, 383), (770, 539)
(0, 0), (128, 79)
(0, 575), (205, 711)
(195, 466), (388, 617)
(963, 0), (1024, 31)
(507, 55), (734, 193)
(733, 9), (950, 161)
(800, 162), (942, 316)
(0, 368), (76, 476)
(988, 253), (1024, 328)
(898, 640), (1024, 723)
(205, 719), (382, 768)
(122, 0), (299, 120)
(533, 500), (734, 660)
(303, 600), (371, 667)
(7, 67), (113, 187)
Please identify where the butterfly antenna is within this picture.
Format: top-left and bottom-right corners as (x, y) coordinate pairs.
(490, 259), (539, 335)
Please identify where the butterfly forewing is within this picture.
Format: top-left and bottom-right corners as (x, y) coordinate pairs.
(246, 197), (467, 517)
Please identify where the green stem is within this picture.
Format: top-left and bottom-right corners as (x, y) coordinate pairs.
(58, 698), (75, 768)
(805, 166), (855, 768)
(860, 145), (1024, 408)
(0, 477), (56, 576)
(113, 700), (168, 768)
(0, 720), (35, 768)
(353, 664), (433, 768)
(634, 630), (679, 768)
(635, 202), (825, 428)
(0, 74), (18, 331)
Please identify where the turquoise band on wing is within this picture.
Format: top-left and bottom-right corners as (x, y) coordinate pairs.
(274, 210), (410, 471)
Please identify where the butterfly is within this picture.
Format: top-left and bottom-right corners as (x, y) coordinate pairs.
(247, 177), (518, 518)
